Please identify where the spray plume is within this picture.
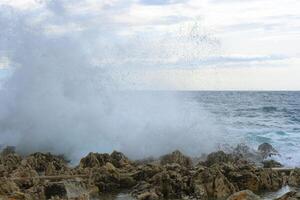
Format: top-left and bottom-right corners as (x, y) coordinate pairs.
(0, 1), (224, 161)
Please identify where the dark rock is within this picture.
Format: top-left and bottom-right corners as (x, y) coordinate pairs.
(262, 160), (283, 168)
(258, 143), (279, 159)
(44, 183), (67, 199)
(132, 164), (163, 181)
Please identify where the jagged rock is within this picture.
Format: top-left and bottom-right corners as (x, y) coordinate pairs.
(288, 168), (300, 186)
(160, 150), (192, 168)
(132, 164), (163, 181)
(79, 152), (111, 169)
(262, 160), (283, 168)
(110, 151), (131, 168)
(0, 153), (22, 174)
(232, 144), (263, 164)
(193, 166), (236, 199)
(79, 151), (132, 170)
(11, 165), (39, 189)
(89, 164), (121, 192)
(257, 143), (279, 159)
(275, 191), (300, 200)
(23, 152), (68, 174)
(226, 190), (261, 200)
(133, 163), (193, 199)
(0, 179), (20, 195)
(204, 151), (236, 166)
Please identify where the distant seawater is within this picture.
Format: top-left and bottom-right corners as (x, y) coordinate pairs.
(185, 91), (300, 167)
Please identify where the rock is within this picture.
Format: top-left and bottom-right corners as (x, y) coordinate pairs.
(204, 151), (235, 166)
(275, 191), (300, 200)
(0, 146), (16, 156)
(226, 190), (261, 200)
(262, 160), (283, 168)
(110, 151), (131, 168)
(160, 150), (192, 168)
(24, 152), (68, 174)
(79, 151), (132, 170)
(257, 143), (279, 159)
(89, 166), (120, 192)
(288, 168), (300, 186)
(137, 191), (159, 200)
(11, 165), (39, 189)
(0, 179), (20, 195)
(79, 152), (111, 169)
(193, 166), (236, 199)
(257, 168), (282, 191)
(132, 164), (163, 181)
(44, 183), (67, 199)
(119, 174), (137, 188)
(0, 153), (22, 174)
(232, 144), (263, 164)
(150, 167), (193, 199)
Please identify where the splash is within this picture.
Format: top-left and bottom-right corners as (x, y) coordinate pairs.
(0, 2), (224, 161)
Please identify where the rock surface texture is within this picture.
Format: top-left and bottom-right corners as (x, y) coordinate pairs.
(0, 143), (296, 200)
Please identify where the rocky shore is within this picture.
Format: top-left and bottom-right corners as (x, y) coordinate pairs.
(0, 143), (299, 200)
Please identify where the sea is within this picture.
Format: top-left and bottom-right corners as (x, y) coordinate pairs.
(186, 91), (300, 167)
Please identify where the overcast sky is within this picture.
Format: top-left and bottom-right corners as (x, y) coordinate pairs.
(0, 0), (300, 90)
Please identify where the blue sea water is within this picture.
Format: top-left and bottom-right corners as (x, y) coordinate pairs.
(186, 91), (300, 167)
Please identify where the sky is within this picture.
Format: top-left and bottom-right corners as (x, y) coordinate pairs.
(0, 0), (300, 90)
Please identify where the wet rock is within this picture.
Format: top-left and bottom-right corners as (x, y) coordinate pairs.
(262, 160), (283, 168)
(226, 190), (261, 200)
(160, 150), (192, 168)
(232, 144), (263, 164)
(258, 143), (279, 159)
(275, 191), (300, 200)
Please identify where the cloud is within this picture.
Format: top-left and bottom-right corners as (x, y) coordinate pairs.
(139, 0), (187, 5)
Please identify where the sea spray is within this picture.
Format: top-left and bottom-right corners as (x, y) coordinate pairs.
(0, 2), (225, 161)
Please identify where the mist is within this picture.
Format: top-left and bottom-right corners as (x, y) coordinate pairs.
(0, 1), (225, 161)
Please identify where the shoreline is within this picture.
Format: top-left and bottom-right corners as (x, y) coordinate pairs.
(0, 143), (300, 200)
